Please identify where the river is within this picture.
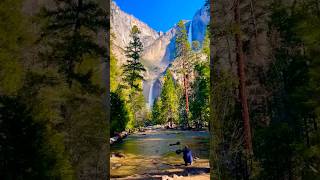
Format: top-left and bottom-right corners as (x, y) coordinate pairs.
(111, 129), (210, 179)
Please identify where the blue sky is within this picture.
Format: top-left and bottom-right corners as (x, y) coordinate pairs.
(114, 0), (206, 32)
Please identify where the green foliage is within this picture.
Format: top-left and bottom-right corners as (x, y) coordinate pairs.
(0, 96), (73, 179)
(38, 0), (107, 87)
(175, 20), (193, 126)
(1, 0), (110, 178)
(178, 87), (189, 127)
(152, 97), (163, 124)
(175, 20), (191, 58)
(160, 71), (179, 124)
(253, 1), (320, 179)
(190, 62), (210, 128)
(110, 53), (121, 92)
(122, 25), (146, 90)
(151, 71), (180, 126)
(0, 1), (75, 179)
(111, 25), (147, 132)
(202, 30), (210, 57)
(0, 0), (28, 96)
(254, 123), (296, 179)
(129, 90), (147, 126)
(34, 0), (109, 178)
(111, 92), (129, 134)
(192, 41), (201, 52)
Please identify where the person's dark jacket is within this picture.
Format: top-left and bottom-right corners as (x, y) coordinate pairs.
(183, 147), (193, 164)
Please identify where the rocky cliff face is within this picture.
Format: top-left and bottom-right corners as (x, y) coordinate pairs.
(111, 2), (160, 49)
(111, 1), (209, 106)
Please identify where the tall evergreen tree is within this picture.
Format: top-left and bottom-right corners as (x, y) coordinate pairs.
(37, 1), (109, 178)
(175, 20), (192, 126)
(190, 62), (210, 129)
(159, 71), (179, 127)
(0, 0), (74, 178)
(254, 1), (320, 178)
(123, 25), (146, 90)
(39, 0), (107, 88)
(121, 25), (147, 129)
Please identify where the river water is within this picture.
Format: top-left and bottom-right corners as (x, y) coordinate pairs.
(111, 129), (209, 179)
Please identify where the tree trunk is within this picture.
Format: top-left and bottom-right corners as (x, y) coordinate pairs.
(249, 0), (258, 39)
(304, 118), (310, 147)
(98, 0), (110, 178)
(313, 116), (318, 131)
(209, 0), (224, 179)
(183, 60), (189, 128)
(234, 0), (253, 155)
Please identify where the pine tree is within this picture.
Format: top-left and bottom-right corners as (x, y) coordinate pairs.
(190, 62), (210, 129)
(159, 71), (179, 127)
(0, 0), (74, 178)
(39, 0), (107, 88)
(37, 1), (109, 178)
(123, 25), (146, 90)
(255, 1), (320, 178)
(175, 20), (192, 126)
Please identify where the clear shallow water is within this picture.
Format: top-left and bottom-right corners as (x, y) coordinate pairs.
(111, 129), (209, 178)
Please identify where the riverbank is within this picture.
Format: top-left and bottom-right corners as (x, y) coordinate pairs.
(110, 125), (208, 145)
(110, 129), (209, 179)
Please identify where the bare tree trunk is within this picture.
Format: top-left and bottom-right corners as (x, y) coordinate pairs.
(234, 0), (253, 155)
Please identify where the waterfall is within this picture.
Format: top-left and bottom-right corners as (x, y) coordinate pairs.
(148, 80), (155, 108)
(188, 21), (192, 44)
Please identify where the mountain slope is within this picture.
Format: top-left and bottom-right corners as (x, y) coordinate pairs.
(111, 2), (160, 49)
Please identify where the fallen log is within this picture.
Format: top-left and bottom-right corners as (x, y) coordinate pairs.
(110, 131), (128, 145)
